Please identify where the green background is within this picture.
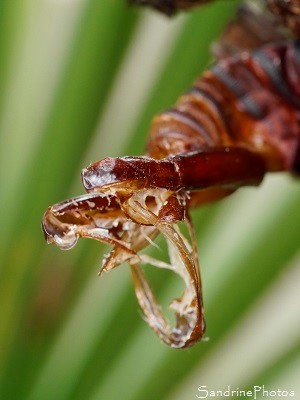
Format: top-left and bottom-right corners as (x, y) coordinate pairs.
(0, 1), (299, 399)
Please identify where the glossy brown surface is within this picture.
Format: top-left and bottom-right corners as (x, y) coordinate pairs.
(81, 156), (180, 191)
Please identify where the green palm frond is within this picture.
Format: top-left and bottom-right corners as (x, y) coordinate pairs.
(0, 1), (299, 399)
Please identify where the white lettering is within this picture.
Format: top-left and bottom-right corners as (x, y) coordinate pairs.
(196, 386), (208, 399)
(254, 386), (262, 400)
(195, 384), (295, 398)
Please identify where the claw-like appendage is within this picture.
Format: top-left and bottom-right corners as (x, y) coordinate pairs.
(42, 163), (205, 348)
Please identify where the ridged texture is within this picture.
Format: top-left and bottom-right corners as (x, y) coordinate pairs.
(147, 41), (300, 173)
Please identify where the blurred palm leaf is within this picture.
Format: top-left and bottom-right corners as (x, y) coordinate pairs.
(0, 1), (299, 399)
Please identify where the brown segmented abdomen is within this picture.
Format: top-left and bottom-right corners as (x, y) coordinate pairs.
(147, 41), (300, 172)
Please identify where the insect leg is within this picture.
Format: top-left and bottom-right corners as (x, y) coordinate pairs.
(82, 147), (266, 195)
(124, 193), (205, 348)
(171, 146), (266, 191)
